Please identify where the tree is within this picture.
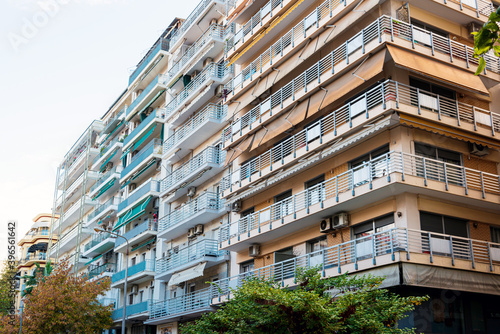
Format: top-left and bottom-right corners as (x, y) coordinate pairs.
(473, 7), (500, 74)
(0, 261), (18, 316)
(0, 259), (113, 334)
(21, 260), (53, 297)
(181, 267), (428, 334)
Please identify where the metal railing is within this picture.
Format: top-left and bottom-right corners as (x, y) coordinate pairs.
(169, 0), (225, 48)
(163, 104), (227, 153)
(168, 24), (224, 80)
(165, 63), (233, 118)
(103, 106), (126, 133)
(225, 0), (285, 52)
(449, 0), (495, 16)
(220, 151), (500, 242)
(129, 38), (169, 84)
(149, 288), (213, 319)
(97, 297), (116, 307)
(121, 138), (163, 178)
(117, 179), (160, 212)
(88, 263), (116, 280)
(93, 136), (122, 166)
(123, 108), (165, 149)
(126, 74), (168, 117)
(113, 300), (157, 320)
(84, 232), (115, 252)
(224, 15), (500, 127)
(112, 259), (156, 283)
(156, 239), (227, 274)
(158, 192), (224, 233)
(161, 146), (226, 193)
(60, 196), (93, 225)
(87, 197), (121, 222)
(58, 173), (84, 206)
(90, 166), (120, 194)
(222, 80), (500, 189)
(115, 220), (158, 247)
(19, 252), (47, 265)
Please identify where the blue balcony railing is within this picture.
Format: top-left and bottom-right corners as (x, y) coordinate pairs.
(115, 220), (158, 248)
(149, 289), (212, 320)
(123, 109), (165, 149)
(112, 299), (157, 320)
(84, 232), (115, 252)
(112, 259), (155, 283)
(121, 139), (162, 178)
(127, 74), (168, 117)
(117, 179), (160, 213)
(129, 36), (169, 84)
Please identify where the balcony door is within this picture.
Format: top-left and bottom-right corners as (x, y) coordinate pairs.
(274, 247), (295, 281)
(273, 190), (293, 220)
(305, 175), (324, 207)
(352, 214), (395, 260)
(419, 212), (468, 257)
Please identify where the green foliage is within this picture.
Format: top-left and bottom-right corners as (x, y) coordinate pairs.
(0, 261), (18, 316)
(20, 260), (53, 297)
(181, 267), (427, 334)
(473, 8), (500, 74)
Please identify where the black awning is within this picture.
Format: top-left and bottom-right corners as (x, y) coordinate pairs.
(27, 243), (48, 253)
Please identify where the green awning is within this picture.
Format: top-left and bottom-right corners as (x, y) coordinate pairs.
(132, 159), (157, 181)
(168, 75), (182, 89)
(113, 196), (152, 231)
(92, 178), (116, 200)
(100, 148), (119, 172)
(132, 124), (157, 152)
(131, 237), (156, 252)
(137, 90), (165, 116)
(85, 253), (103, 266)
(104, 120), (125, 142)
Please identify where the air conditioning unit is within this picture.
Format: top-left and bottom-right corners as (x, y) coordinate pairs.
(153, 198), (159, 209)
(249, 244), (260, 257)
(231, 200), (242, 212)
(210, 18), (218, 26)
(188, 228), (195, 238)
(187, 186), (197, 197)
(131, 285), (139, 295)
(195, 224), (204, 235)
(320, 219), (334, 233)
(129, 183), (137, 191)
(469, 142), (489, 157)
(104, 161), (113, 171)
(332, 212), (349, 229)
(203, 57), (213, 68)
(467, 22), (481, 37)
(215, 84), (225, 98)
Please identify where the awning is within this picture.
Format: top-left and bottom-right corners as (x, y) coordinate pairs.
(168, 262), (207, 287)
(99, 148), (119, 172)
(224, 134), (255, 166)
(104, 120), (124, 142)
(131, 237), (156, 252)
(132, 124), (158, 152)
(113, 196), (152, 231)
(387, 44), (489, 96)
(92, 178), (116, 200)
(400, 114), (500, 150)
(85, 253), (104, 266)
(131, 159), (157, 181)
(28, 243), (48, 253)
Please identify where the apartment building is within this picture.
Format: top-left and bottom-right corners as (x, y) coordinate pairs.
(15, 213), (57, 312)
(47, 0), (500, 333)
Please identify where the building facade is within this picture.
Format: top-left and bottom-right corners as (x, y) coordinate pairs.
(48, 0), (500, 333)
(16, 213), (57, 312)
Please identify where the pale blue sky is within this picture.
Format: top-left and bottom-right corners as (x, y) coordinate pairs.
(0, 0), (197, 261)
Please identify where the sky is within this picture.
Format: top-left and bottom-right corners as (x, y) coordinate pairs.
(0, 0), (197, 261)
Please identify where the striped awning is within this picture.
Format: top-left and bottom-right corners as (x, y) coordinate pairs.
(100, 148), (119, 172)
(92, 178), (116, 200)
(113, 196), (152, 231)
(131, 237), (156, 251)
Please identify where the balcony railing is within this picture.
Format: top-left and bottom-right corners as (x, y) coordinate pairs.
(87, 197), (121, 222)
(450, 0), (495, 16)
(98, 297), (116, 307)
(149, 288), (212, 320)
(88, 263), (116, 280)
(163, 104), (227, 154)
(19, 252), (47, 265)
(93, 136), (122, 166)
(168, 24), (224, 80)
(117, 179), (160, 213)
(84, 232), (115, 252)
(161, 146), (225, 193)
(112, 259), (155, 283)
(90, 166), (120, 194)
(121, 138), (163, 178)
(102, 106), (126, 134)
(165, 63), (233, 118)
(169, 0), (224, 48)
(115, 220), (158, 248)
(156, 239), (228, 274)
(221, 151), (500, 242)
(123, 108), (165, 149)
(126, 74), (168, 117)
(129, 38), (169, 84)
(222, 80), (500, 190)
(57, 173), (84, 207)
(225, 0), (285, 53)
(158, 192), (224, 233)
(113, 299), (157, 320)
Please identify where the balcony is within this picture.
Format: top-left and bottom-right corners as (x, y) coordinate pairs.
(156, 239), (229, 281)
(118, 179), (160, 213)
(49, 224), (92, 256)
(91, 137), (123, 172)
(58, 145), (100, 189)
(112, 299), (157, 321)
(111, 260), (156, 288)
(167, 24), (225, 87)
(56, 171), (99, 210)
(18, 252), (48, 266)
(122, 108), (165, 153)
(102, 106), (126, 135)
(54, 196), (96, 232)
(126, 74), (168, 121)
(89, 167), (121, 200)
(148, 289), (214, 323)
(87, 262), (116, 281)
(121, 139), (163, 181)
(85, 197), (121, 228)
(97, 297), (116, 307)
(83, 232), (116, 258)
(165, 63), (234, 125)
(157, 192), (225, 241)
(129, 37), (170, 85)
(221, 80), (500, 197)
(114, 220), (158, 253)
(160, 146), (226, 201)
(168, 0), (227, 52)
(163, 104), (227, 162)
(220, 151), (500, 251)
(427, 0), (494, 19)
(223, 15), (500, 148)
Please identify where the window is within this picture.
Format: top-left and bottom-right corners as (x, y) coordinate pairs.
(420, 212), (468, 238)
(491, 227), (500, 243)
(353, 214), (395, 238)
(240, 260), (255, 273)
(349, 145), (390, 186)
(141, 253), (146, 262)
(307, 237), (328, 267)
(274, 247), (295, 279)
(414, 143), (461, 165)
(409, 77), (455, 100)
(352, 214), (395, 259)
(128, 294), (134, 305)
(305, 175), (324, 206)
(40, 227), (49, 235)
(410, 20), (449, 39)
(274, 190), (293, 219)
(139, 290), (144, 302)
(272, 135), (292, 164)
(131, 257), (136, 266)
(414, 143), (463, 185)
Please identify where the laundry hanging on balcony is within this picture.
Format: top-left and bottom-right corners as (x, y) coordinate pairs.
(113, 196), (152, 231)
